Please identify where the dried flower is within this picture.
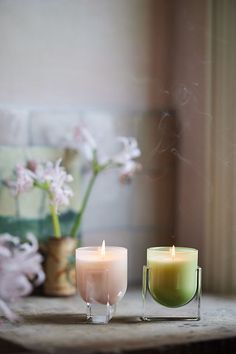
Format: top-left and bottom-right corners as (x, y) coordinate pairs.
(0, 233), (45, 322)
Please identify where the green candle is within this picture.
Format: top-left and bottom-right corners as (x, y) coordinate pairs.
(147, 247), (198, 308)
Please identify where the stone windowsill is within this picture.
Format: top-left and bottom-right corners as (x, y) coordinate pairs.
(0, 289), (236, 354)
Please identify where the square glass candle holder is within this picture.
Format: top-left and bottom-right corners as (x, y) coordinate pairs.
(142, 247), (201, 321)
(76, 245), (127, 324)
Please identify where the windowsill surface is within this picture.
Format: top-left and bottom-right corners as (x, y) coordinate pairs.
(1, 289), (236, 354)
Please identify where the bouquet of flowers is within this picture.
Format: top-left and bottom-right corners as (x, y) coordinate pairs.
(4, 126), (141, 296)
(7, 126), (142, 239)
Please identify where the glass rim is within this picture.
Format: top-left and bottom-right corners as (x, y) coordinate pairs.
(76, 246), (127, 252)
(147, 246), (198, 253)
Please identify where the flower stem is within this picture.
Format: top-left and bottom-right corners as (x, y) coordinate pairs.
(70, 172), (98, 238)
(50, 205), (61, 238)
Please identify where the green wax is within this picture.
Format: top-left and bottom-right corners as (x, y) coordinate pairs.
(147, 247), (198, 308)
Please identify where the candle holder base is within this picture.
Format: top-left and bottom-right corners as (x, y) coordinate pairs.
(142, 266), (202, 321)
(86, 302), (116, 324)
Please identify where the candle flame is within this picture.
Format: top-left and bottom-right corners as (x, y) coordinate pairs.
(101, 240), (106, 257)
(171, 245), (175, 258)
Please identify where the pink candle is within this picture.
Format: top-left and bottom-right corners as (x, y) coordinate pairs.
(76, 241), (127, 306)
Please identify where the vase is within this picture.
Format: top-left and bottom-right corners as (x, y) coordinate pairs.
(43, 237), (77, 296)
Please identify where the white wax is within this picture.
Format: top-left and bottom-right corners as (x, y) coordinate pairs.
(76, 247), (127, 305)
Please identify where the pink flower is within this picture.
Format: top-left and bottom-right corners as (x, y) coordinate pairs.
(34, 159), (74, 213)
(112, 137), (141, 164)
(0, 233), (45, 322)
(6, 159), (74, 214)
(111, 137), (142, 182)
(73, 126), (97, 161)
(6, 165), (35, 195)
(119, 160), (142, 183)
(64, 126), (142, 182)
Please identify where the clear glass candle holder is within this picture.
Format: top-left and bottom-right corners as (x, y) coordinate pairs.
(142, 247), (201, 321)
(76, 246), (127, 324)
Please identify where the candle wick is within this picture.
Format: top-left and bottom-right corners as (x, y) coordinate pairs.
(171, 245), (175, 260)
(101, 240), (106, 257)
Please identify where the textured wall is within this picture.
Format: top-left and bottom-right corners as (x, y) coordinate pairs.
(0, 0), (177, 283)
(0, 0), (168, 110)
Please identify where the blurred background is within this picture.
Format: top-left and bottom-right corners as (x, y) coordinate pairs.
(0, 0), (235, 292)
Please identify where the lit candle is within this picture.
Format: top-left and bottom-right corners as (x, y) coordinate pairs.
(76, 241), (127, 306)
(147, 246), (198, 307)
